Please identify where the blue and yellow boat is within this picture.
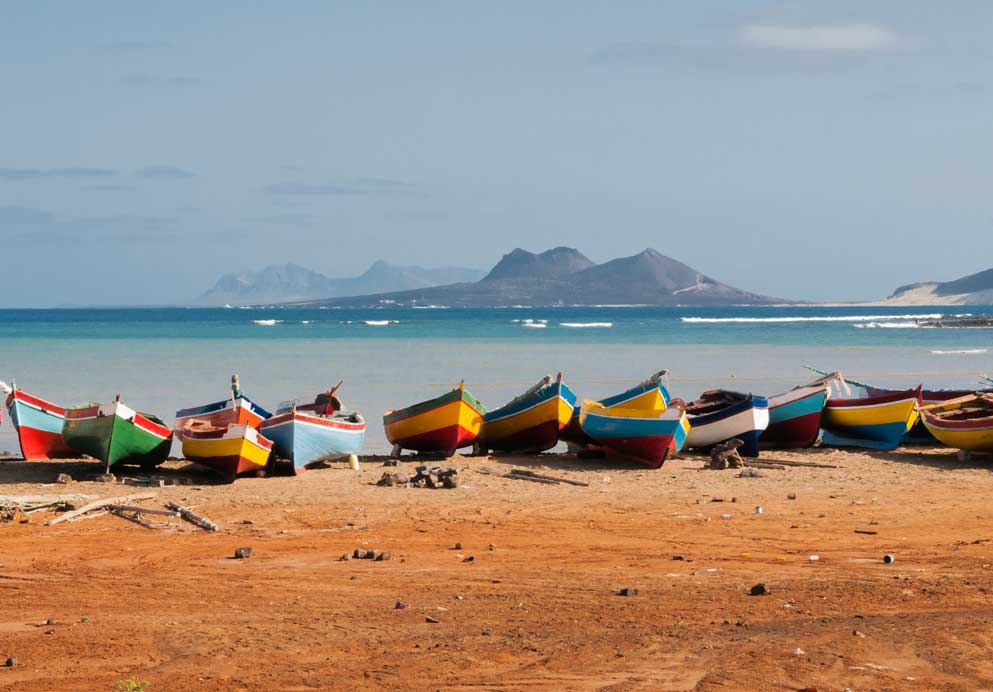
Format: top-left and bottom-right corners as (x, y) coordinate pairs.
(579, 399), (690, 468)
(821, 380), (922, 450)
(477, 373), (576, 453)
(561, 370), (671, 448)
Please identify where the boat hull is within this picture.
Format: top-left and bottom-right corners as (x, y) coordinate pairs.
(920, 397), (993, 453)
(260, 410), (366, 473)
(821, 388), (921, 450)
(762, 385), (827, 448)
(63, 401), (173, 468)
(384, 387), (485, 454)
(6, 390), (75, 460)
(181, 424), (273, 481)
(479, 381), (576, 453)
(902, 389), (993, 444)
(579, 403), (689, 469)
(686, 396), (769, 458)
(561, 376), (670, 448)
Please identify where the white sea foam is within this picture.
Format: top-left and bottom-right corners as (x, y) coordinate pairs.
(930, 349), (989, 355)
(681, 314), (943, 324)
(411, 305), (449, 309)
(852, 321), (920, 329)
(364, 320), (398, 326)
(513, 318), (548, 325)
(252, 319), (282, 326)
(560, 322), (613, 328)
(522, 322), (547, 329)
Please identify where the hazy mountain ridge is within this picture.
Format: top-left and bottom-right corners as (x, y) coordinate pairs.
(195, 261), (485, 306)
(289, 247), (779, 307)
(884, 267), (993, 305)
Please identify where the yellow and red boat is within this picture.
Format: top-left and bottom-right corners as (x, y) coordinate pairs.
(179, 423), (274, 482)
(384, 381), (485, 456)
(920, 393), (993, 453)
(477, 373), (576, 453)
(820, 380), (921, 450)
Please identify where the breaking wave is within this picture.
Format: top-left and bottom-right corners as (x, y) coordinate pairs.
(560, 322), (613, 328)
(364, 320), (398, 326)
(252, 319), (283, 326)
(681, 314), (943, 324)
(852, 321), (920, 329)
(930, 348), (989, 355)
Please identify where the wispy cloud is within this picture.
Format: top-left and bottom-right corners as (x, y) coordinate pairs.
(136, 165), (195, 179)
(264, 178), (424, 197)
(120, 74), (206, 87)
(0, 205), (178, 243)
(739, 24), (899, 52)
(0, 167), (117, 180)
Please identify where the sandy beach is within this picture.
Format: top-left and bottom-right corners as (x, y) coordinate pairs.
(1, 448), (992, 691)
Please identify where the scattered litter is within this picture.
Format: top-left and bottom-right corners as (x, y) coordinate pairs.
(720, 513), (732, 519)
(855, 530), (878, 535)
(755, 506), (764, 515)
(425, 616), (439, 624)
(462, 556), (475, 563)
(793, 648), (804, 656)
(672, 555), (685, 561)
(233, 546), (253, 559)
(616, 588), (638, 597)
(853, 630), (866, 638)
(394, 601), (409, 609)
(808, 555), (819, 561)
(883, 554), (895, 564)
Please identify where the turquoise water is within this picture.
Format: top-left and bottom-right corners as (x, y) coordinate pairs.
(2, 306), (991, 453)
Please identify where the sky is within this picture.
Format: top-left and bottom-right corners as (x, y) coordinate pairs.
(1, 1), (991, 306)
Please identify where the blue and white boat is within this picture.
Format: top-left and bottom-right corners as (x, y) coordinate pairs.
(259, 387), (366, 474)
(561, 370), (671, 448)
(685, 390), (769, 458)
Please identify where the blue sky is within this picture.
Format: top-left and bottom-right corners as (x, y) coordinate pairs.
(1, 1), (991, 306)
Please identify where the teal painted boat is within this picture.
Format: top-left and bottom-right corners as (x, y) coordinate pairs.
(63, 396), (173, 471)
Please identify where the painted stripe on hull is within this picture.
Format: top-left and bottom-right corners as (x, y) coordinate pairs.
(686, 405), (769, 458)
(392, 424), (478, 454)
(763, 411), (822, 448)
(480, 393), (573, 452)
(385, 397), (483, 452)
(921, 421), (993, 453)
(821, 394), (919, 449)
(821, 421), (911, 450)
(484, 419), (562, 453)
(63, 403), (173, 467)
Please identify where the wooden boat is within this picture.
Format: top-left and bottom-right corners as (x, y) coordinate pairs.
(579, 399), (689, 468)
(62, 396), (173, 471)
(174, 373), (271, 432)
(260, 385), (366, 473)
(561, 370), (671, 448)
(762, 383), (828, 448)
(819, 379), (921, 450)
(384, 381), (485, 456)
(685, 391), (769, 458)
(899, 388), (993, 443)
(477, 373), (576, 453)
(1, 381), (75, 460)
(920, 393), (993, 453)
(179, 423), (274, 481)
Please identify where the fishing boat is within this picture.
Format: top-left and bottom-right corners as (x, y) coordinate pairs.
(919, 393), (993, 453)
(899, 387), (993, 443)
(0, 381), (75, 460)
(179, 422), (274, 481)
(685, 391), (769, 458)
(560, 370), (671, 448)
(579, 399), (690, 468)
(62, 396), (173, 471)
(384, 381), (485, 456)
(762, 383), (828, 448)
(477, 373), (576, 453)
(260, 385), (366, 473)
(174, 373), (271, 432)
(818, 378), (921, 450)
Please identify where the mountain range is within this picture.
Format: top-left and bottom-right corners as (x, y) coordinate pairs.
(194, 262), (486, 306)
(883, 266), (993, 305)
(287, 247), (779, 307)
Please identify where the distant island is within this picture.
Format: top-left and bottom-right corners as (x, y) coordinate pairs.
(280, 247), (781, 308)
(195, 261), (485, 306)
(881, 267), (993, 306)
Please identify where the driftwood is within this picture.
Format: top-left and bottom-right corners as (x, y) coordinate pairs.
(752, 458), (839, 469)
(0, 494), (93, 506)
(710, 439), (745, 470)
(504, 473), (559, 485)
(109, 505), (180, 517)
(508, 469), (589, 487)
(166, 502), (219, 532)
(742, 461), (786, 471)
(48, 492), (157, 526)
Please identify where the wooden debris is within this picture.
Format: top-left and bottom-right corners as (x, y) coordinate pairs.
(48, 492), (157, 526)
(753, 458), (840, 469)
(166, 502), (219, 532)
(508, 469), (589, 487)
(743, 461), (787, 471)
(109, 505), (181, 517)
(710, 439), (745, 470)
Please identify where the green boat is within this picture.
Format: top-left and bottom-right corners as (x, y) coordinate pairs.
(62, 397), (173, 471)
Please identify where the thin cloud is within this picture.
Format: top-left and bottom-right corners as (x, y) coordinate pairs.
(264, 178), (424, 197)
(136, 165), (195, 179)
(739, 24), (899, 52)
(0, 167), (117, 180)
(120, 74), (206, 87)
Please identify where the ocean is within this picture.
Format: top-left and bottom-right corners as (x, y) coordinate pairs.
(1, 305), (991, 454)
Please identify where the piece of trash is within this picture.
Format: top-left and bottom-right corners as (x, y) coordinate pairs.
(883, 554), (895, 564)
(808, 555), (819, 561)
(853, 630), (866, 638)
(616, 588), (638, 597)
(855, 530), (878, 535)
(749, 583), (769, 596)
(793, 648), (804, 656)
(462, 556), (475, 563)
(233, 546), (253, 560)
(394, 600), (409, 609)
(787, 493), (797, 500)
(425, 616), (439, 624)
(694, 568), (722, 575)
(755, 506), (763, 515)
